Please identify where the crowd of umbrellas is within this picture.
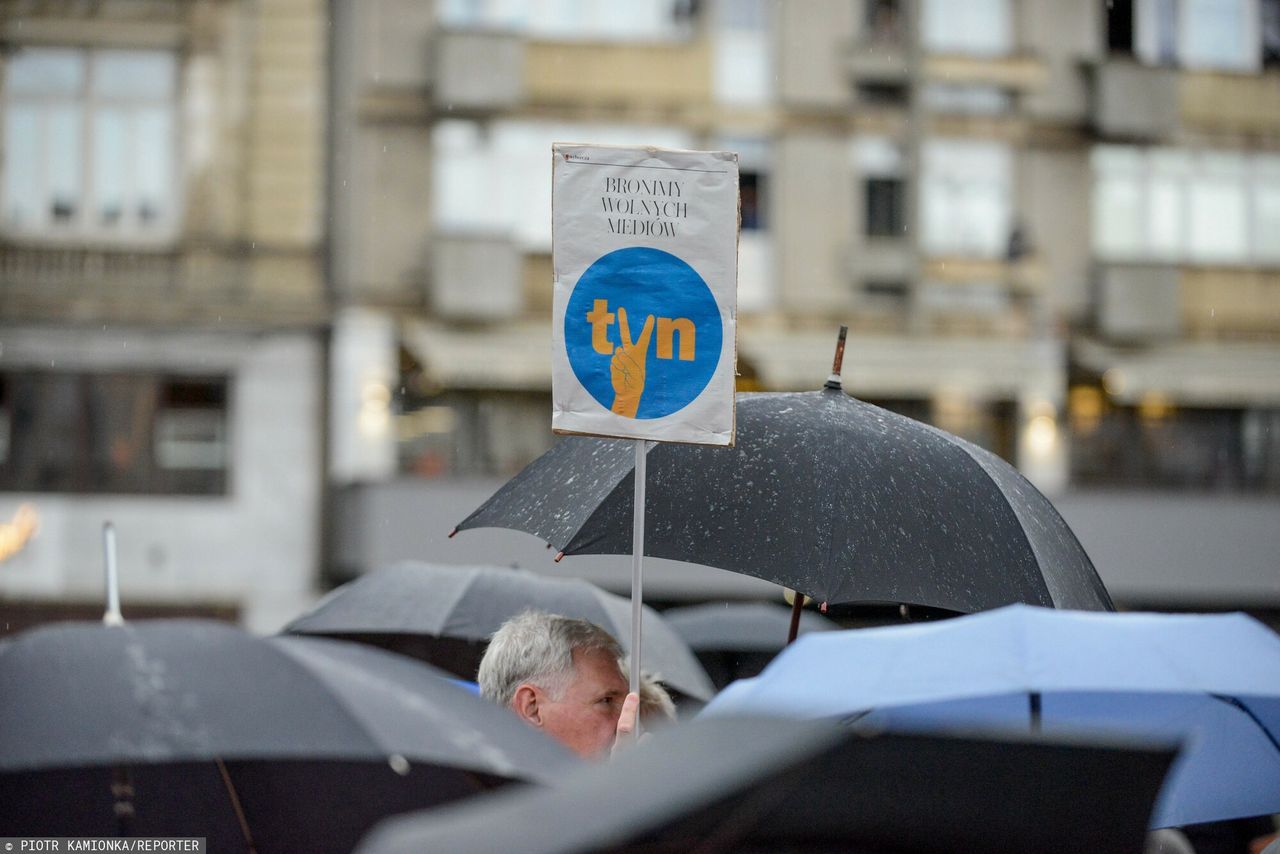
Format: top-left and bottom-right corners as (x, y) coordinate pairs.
(2, 363), (1278, 853)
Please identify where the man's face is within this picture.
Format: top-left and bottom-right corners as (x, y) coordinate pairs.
(533, 646), (629, 759)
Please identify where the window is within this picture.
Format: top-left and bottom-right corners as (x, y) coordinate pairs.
(922, 85), (1010, 115)
(864, 0), (904, 45)
(2, 47), (178, 241)
(855, 136), (908, 239)
(714, 0), (774, 106)
(1092, 146), (1280, 264)
(1070, 392), (1280, 492)
(432, 120), (693, 251)
(1264, 0), (1280, 65)
(855, 82), (909, 107)
(1134, 0), (1261, 71)
(0, 373), (229, 496)
(921, 140), (1012, 257)
(865, 178), (905, 238)
(739, 171), (765, 230)
(921, 0), (1011, 57)
(437, 0), (693, 40)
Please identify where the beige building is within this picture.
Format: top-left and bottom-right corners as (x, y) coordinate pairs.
(328, 0), (1280, 611)
(0, 0), (330, 631)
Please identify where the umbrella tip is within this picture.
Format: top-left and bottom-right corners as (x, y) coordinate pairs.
(824, 326), (848, 391)
(447, 527), (458, 538)
(554, 551), (565, 562)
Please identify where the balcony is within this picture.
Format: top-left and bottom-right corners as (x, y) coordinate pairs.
(431, 29), (525, 111)
(524, 38), (710, 109)
(1088, 60), (1179, 139)
(0, 243), (180, 303)
(846, 42), (910, 85)
(922, 53), (1048, 92)
(1180, 71), (1280, 136)
(1095, 263), (1181, 341)
(1181, 267), (1280, 339)
(922, 255), (1045, 294)
(429, 233), (522, 321)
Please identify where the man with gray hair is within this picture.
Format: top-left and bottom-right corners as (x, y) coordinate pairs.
(478, 610), (639, 759)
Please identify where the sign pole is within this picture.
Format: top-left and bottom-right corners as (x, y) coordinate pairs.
(629, 438), (649, 695)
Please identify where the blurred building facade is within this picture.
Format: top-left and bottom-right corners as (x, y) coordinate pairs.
(329, 0), (1280, 610)
(1, 1), (1277, 629)
(0, 0), (329, 631)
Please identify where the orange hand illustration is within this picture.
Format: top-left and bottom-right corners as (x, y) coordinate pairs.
(610, 307), (655, 418)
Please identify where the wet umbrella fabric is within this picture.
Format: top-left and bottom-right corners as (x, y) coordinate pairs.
(283, 561), (715, 701)
(456, 388), (1113, 614)
(702, 604), (1280, 829)
(356, 717), (1176, 854)
(663, 601), (840, 688)
(0, 620), (574, 850)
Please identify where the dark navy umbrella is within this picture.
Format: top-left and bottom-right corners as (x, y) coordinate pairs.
(356, 717), (1176, 854)
(455, 382), (1113, 615)
(0, 619), (574, 851)
(283, 561), (714, 701)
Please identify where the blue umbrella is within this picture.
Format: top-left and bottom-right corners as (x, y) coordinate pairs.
(702, 604), (1280, 829)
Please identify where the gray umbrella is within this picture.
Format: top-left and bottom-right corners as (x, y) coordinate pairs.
(663, 602), (841, 689)
(663, 602), (840, 651)
(283, 562), (715, 701)
(455, 385), (1114, 615)
(356, 717), (1176, 854)
(0, 619), (574, 851)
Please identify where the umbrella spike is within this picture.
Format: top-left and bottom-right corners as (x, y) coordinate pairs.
(447, 527), (458, 538)
(554, 551), (565, 562)
(824, 325), (848, 390)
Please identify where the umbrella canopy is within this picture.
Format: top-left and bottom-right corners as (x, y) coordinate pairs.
(455, 387), (1113, 614)
(356, 717), (1176, 854)
(283, 562), (715, 701)
(663, 601), (841, 689)
(0, 620), (575, 850)
(702, 604), (1280, 829)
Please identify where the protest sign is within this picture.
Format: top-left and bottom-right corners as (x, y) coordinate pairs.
(552, 144), (738, 446)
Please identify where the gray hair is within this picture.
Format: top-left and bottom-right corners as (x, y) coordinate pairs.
(622, 656), (677, 725)
(478, 610), (624, 708)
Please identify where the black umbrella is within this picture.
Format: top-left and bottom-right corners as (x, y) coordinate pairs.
(0, 620), (574, 851)
(455, 381), (1114, 615)
(356, 718), (1176, 854)
(283, 562), (715, 701)
(663, 602), (840, 688)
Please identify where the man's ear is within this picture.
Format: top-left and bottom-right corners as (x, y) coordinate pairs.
(512, 683), (542, 726)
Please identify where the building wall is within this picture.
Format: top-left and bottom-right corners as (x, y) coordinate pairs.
(0, 0), (331, 631)
(323, 0), (1280, 611)
(0, 328), (323, 633)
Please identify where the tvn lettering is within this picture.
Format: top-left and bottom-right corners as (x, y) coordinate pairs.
(585, 299), (695, 361)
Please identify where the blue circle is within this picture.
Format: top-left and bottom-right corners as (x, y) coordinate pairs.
(565, 247), (722, 420)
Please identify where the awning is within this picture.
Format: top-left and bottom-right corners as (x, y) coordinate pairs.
(1073, 337), (1280, 407)
(402, 319), (553, 391)
(739, 329), (1065, 400)
(402, 320), (1069, 399)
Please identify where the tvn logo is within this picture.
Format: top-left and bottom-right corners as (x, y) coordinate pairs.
(566, 247), (721, 419)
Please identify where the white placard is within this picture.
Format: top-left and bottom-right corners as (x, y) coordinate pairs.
(551, 143), (738, 445)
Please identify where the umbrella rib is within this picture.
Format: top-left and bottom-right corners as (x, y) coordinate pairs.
(1210, 694), (1280, 753)
(216, 757), (258, 854)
